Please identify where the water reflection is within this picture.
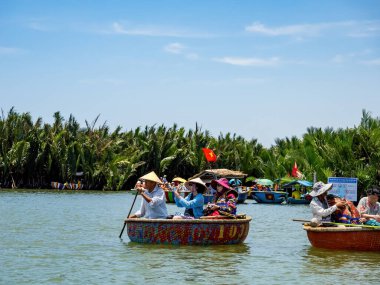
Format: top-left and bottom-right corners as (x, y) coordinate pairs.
(122, 241), (251, 283)
(299, 246), (380, 283)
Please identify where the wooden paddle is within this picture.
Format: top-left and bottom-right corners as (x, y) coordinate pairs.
(119, 190), (139, 238)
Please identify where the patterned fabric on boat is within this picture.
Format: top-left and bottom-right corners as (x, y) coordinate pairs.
(327, 196), (361, 224)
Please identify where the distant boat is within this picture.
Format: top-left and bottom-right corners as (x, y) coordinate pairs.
(282, 180), (313, 205)
(236, 186), (248, 204)
(287, 194), (312, 204)
(125, 216), (252, 245)
(251, 190), (288, 204)
(51, 182), (83, 190)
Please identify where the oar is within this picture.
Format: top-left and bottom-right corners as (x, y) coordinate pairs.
(119, 190), (139, 238)
(292, 219), (310, 223)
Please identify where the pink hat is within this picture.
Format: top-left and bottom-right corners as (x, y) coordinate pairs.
(211, 178), (232, 191)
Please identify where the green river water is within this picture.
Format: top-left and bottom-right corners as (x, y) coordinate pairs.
(1, 190), (379, 284)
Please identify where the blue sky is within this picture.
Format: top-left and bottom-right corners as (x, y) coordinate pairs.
(1, 0), (380, 146)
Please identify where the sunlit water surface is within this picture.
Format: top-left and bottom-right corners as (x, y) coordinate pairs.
(1, 190), (379, 284)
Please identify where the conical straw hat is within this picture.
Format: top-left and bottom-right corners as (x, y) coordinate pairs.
(185, 177), (207, 192)
(172, 177), (187, 183)
(140, 171), (161, 184)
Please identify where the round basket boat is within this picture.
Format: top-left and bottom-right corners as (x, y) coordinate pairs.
(125, 216), (252, 245)
(304, 225), (380, 251)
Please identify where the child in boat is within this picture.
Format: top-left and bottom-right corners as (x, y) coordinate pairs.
(357, 186), (380, 226)
(326, 194), (362, 224)
(204, 178), (238, 217)
(173, 178), (206, 219)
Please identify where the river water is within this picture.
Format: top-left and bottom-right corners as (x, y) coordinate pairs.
(1, 190), (379, 284)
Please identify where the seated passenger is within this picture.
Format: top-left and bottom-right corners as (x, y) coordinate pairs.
(292, 189), (301, 199)
(326, 194), (361, 224)
(204, 178), (238, 217)
(357, 186), (380, 226)
(173, 178), (206, 219)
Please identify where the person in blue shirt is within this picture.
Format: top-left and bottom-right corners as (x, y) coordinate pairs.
(173, 178), (206, 219)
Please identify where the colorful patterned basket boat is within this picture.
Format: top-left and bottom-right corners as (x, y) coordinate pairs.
(304, 225), (380, 251)
(125, 216), (252, 245)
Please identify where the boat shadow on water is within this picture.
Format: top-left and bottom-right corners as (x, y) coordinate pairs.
(121, 240), (251, 275)
(122, 239), (251, 254)
(302, 246), (380, 273)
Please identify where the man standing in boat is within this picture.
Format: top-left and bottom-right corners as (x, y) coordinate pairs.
(129, 171), (168, 219)
(309, 181), (346, 226)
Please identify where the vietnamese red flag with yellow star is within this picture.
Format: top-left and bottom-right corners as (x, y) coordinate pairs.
(202, 148), (217, 162)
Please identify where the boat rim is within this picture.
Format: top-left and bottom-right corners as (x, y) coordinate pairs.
(125, 216), (252, 224)
(303, 225), (380, 232)
(251, 190), (287, 194)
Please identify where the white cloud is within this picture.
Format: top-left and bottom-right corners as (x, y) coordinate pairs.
(28, 22), (51, 31)
(360, 58), (380, 66)
(186, 53), (199, 60)
(245, 21), (332, 36)
(348, 21), (380, 37)
(245, 20), (380, 38)
(111, 22), (212, 38)
(214, 56), (280, 67)
(332, 49), (373, 63)
(112, 22), (166, 36)
(164, 43), (185, 54)
(0, 46), (25, 55)
(332, 54), (345, 63)
(163, 43), (199, 60)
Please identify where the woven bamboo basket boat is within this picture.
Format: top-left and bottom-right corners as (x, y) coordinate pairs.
(304, 225), (380, 251)
(125, 216), (252, 245)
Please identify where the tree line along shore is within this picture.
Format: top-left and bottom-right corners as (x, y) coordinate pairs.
(0, 107), (379, 195)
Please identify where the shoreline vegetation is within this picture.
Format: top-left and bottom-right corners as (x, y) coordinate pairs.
(0, 107), (379, 195)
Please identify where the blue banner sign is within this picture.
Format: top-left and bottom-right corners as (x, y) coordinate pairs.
(327, 177), (358, 201)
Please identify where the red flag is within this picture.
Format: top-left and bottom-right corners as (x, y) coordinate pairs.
(292, 161), (304, 179)
(292, 162), (298, 177)
(202, 148), (217, 162)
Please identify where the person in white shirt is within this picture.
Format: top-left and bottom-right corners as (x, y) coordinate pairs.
(357, 187), (380, 226)
(309, 181), (346, 225)
(130, 171), (168, 219)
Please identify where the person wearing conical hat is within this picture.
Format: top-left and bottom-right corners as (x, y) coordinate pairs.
(173, 178), (206, 219)
(309, 181), (346, 226)
(130, 171), (168, 219)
